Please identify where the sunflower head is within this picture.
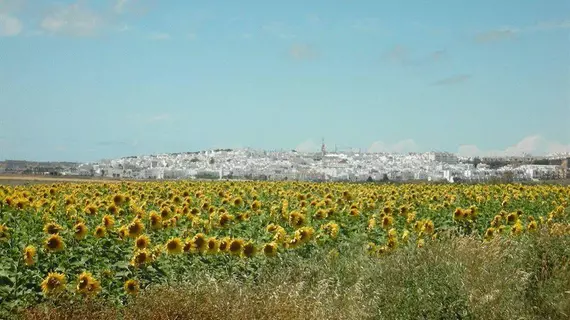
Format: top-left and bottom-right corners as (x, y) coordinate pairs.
(44, 234), (64, 252)
(41, 272), (67, 296)
(165, 237), (183, 255)
(124, 279), (139, 295)
(135, 235), (150, 250)
(262, 242), (278, 257)
(23, 245), (36, 266)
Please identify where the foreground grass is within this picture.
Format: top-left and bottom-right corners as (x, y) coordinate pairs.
(19, 231), (570, 320)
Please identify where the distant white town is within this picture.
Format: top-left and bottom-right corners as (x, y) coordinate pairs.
(2, 146), (569, 183)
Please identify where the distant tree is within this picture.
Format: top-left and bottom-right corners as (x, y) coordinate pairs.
(381, 174), (389, 182)
(502, 171), (514, 183)
(473, 157), (481, 168)
(209, 158), (215, 165)
(366, 176), (374, 183)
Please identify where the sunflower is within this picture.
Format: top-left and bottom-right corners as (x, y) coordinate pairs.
(94, 225), (107, 238)
(149, 211), (162, 230)
(23, 245), (36, 266)
(218, 237), (231, 252)
(44, 234), (64, 252)
(165, 237), (183, 255)
(294, 226), (314, 244)
(288, 211), (305, 228)
(242, 242), (256, 258)
(262, 242), (278, 257)
(43, 222), (63, 235)
(124, 279), (139, 295)
(0, 224), (10, 242)
(232, 197), (243, 207)
(41, 272), (66, 296)
(401, 230), (410, 243)
(135, 234), (150, 250)
(76, 271), (95, 294)
(206, 237), (219, 254)
(251, 200), (261, 211)
(102, 215), (115, 228)
(107, 204), (118, 215)
(84, 205), (98, 215)
(113, 194), (125, 206)
(192, 233), (207, 253)
(484, 227), (495, 241)
(421, 220), (435, 235)
(127, 218), (145, 238)
(381, 215), (394, 229)
(321, 222), (339, 239)
(228, 238), (244, 255)
(527, 220), (538, 232)
(266, 223), (279, 233)
(453, 208), (464, 221)
(218, 213), (233, 228)
(130, 249), (151, 267)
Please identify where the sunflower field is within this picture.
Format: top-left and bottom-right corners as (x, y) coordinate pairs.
(1, 181), (570, 319)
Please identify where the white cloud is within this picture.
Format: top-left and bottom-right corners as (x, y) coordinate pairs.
(350, 18), (381, 32)
(40, 2), (102, 37)
(149, 32), (170, 40)
(457, 135), (570, 157)
(368, 139), (419, 153)
(114, 0), (130, 14)
(290, 44), (318, 60)
(0, 14), (22, 36)
(476, 20), (570, 43)
(148, 113), (171, 122)
(295, 139), (320, 153)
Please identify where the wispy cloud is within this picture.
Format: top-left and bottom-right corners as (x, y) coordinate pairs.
(290, 43), (318, 60)
(262, 21), (296, 39)
(113, 0), (130, 14)
(149, 32), (170, 40)
(148, 113), (171, 122)
(475, 19), (570, 43)
(40, 2), (103, 37)
(432, 74), (471, 86)
(295, 139), (320, 152)
(383, 45), (448, 67)
(350, 18), (381, 32)
(368, 139), (419, 154)
(306, 14), (321, 25)
(458, 135), (570, 157)
(475, 27), (518, 43)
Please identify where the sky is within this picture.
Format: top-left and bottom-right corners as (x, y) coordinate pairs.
(0, 0), (569, 162)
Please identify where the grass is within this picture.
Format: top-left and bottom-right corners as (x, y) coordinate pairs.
(19, 230), (570, 320)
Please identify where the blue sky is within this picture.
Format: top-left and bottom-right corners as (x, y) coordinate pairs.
(0, 0), (569, 162)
